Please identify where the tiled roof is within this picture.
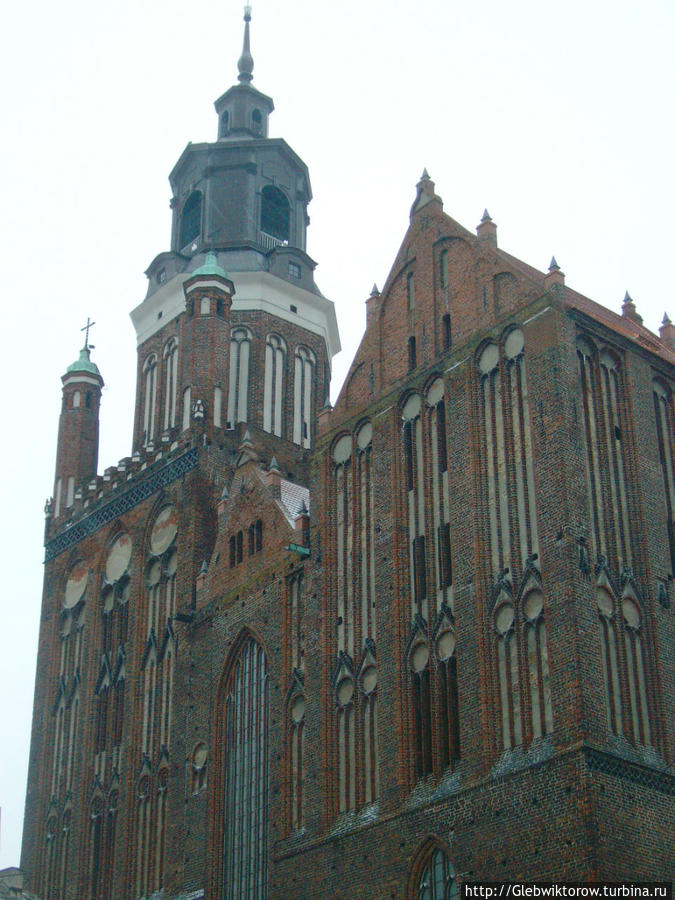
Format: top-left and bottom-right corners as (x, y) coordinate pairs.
(280, 479), (310, 520)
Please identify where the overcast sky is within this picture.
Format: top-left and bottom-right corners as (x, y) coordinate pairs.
(0, 0), (673, 870)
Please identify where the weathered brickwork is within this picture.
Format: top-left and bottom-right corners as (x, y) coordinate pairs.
(20, 24), (675, 900)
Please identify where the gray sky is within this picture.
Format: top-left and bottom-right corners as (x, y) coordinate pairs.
(1, 0), (673, 869)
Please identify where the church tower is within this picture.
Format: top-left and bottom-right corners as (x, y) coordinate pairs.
(130, 6), (339, 477)
(52, 336), (103, 520)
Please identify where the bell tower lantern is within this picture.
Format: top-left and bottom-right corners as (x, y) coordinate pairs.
(214, 5), (274, 141)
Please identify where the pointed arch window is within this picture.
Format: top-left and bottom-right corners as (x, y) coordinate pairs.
(51, 563), (87, 798)
(410, 637), (433, 778)
(652, 378), (675, 571)
(162, 338), (179, 431)
(263, 333), (286, 436)
(435, 625), (460, 770)
(179, 190), (202, 248)
(335, 667), (356, 811)
(597, 585), (623, 735)
(494, 598), (522, 749)
(142, 354), (158, 445)
(287, 692), (305, 831)
(221, 636), (270, 900)
(417, 848), (458, 900)
(293, 345), (315, 448)
(522, 587), (553, 740)
(227, 327), (251, 427)
(260, 185), (290, 242)
(622, 592), (651, 745)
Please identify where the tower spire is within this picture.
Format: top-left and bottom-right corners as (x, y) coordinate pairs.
(237, 5), (254, 84)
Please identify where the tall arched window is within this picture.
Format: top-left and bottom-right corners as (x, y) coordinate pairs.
(135, 507), (178, 896)
(494, 594), (521, 749)
(162, 338), (179, 432)
(409, 637), (433, 778)
(179, 191), (202, 248)
(221, 636), (269, 900)
(227, 328), (251, 427)
(263, 333), (286, 436)
(260, 185), (290, 242)
(142, 354), (158, 445)
(622, 590), (651, 745)
(417, 848), (458, 900)
(50, 562), (87, 806)
(293, 346), (315, 448)
(653, 378), (675, 571)
(597, 584), (623, 735)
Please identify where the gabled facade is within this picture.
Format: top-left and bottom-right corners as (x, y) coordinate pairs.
(21, 10), (674, 900)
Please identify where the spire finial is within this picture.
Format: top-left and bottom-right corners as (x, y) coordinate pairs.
(238, 5), (254, 84)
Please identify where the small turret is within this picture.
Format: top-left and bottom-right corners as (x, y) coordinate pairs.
(53, 329), (104, 519)
(179, 252), (235, 441)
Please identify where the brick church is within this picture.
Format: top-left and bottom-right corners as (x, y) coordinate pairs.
(20, 8), (675, 899)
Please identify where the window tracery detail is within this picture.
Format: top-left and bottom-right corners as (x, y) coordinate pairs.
(477, 330), (553, 750)
(227, 327), (251, 427)
(652, 378), (675, 572)
(219, 635), (270, 900)
(327, 424), (380, 814)
(162, 338), (179, 432)
(134, 506), (178, 895)
(293, 345), (315, 448)
(416, 847), (458, 900)
(264, 333), (286, 437)
(142, 354), (158, 445)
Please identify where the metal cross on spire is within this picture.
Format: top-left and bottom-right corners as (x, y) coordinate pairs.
(81, 317), (96, 350)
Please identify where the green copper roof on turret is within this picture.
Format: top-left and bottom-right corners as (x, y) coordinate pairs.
(191, 251), (230, 279)
(66, 345), (101, 377)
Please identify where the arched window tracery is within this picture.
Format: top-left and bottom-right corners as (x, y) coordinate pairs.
(142, 354), (158, 445)
(134, 506), (178, 895)
(227, 327), (251, 427)
(416, 848), (458, 900)
(162, 337), (179, 432)
(327, 424), (380, 814)
(217, 635), (270, 900)
(621, 589), (651, 745)
(293, 345), (315, 448)
(477, 330), (553, 751)
(263, 333), (286, 436)
(652, 378), (675, 571)
(597, 584), (622, 735)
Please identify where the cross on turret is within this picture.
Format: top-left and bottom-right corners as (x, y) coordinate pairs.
(81, 316), (96, 349)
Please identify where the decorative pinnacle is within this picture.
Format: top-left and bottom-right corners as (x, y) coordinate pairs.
(549, 257), (560, 272)
(420, 168), (430, 180)
(370, 283), (380, 295)
(481, 209), (492, 222)
(238, 5), (254, 84)
(662, 312), (672, 326)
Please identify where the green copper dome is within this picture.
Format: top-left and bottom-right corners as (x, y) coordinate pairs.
(190, 251), (229, 280)
(66, 346), (101, 377)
